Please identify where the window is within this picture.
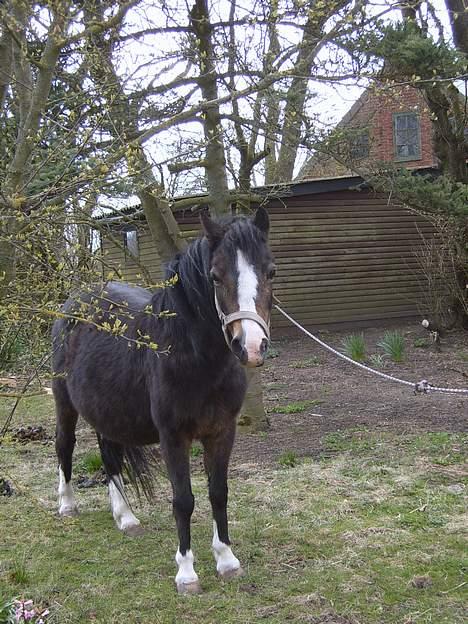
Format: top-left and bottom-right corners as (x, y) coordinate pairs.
(349, 129), (370, 160)
(393, 113), (421, 161)
(123, 228), (139, 258)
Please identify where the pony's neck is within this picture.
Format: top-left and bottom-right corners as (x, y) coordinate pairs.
(154, 239), (228, 352)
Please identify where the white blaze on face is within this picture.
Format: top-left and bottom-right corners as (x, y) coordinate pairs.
(236, 250), (266, 362)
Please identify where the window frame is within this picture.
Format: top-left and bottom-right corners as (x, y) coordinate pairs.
(349, 128), (370, 161)
(122, 227), (139, 259)
(393, 112), (422, 162)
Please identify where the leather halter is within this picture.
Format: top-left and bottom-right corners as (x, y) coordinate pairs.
(214, 290), (270, 348)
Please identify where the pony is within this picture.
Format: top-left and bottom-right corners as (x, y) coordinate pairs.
(51, 208), (275, 594)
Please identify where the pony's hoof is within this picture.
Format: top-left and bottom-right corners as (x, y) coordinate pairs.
(59, 506), (79, 518)
(176, 580), (202, 595)
(219, 566), (245, 580)
(122, 524), (145, 537)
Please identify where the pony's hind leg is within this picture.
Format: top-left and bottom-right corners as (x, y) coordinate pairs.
(97, 436), (143, 536)
(53, 379), (79, 517)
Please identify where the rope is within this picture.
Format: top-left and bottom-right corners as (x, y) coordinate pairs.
(274, 303), (468, 396)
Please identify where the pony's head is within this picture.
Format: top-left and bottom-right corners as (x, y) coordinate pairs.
(201, 208), (275, 367)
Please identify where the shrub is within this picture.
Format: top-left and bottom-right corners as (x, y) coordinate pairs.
(377, 331), (405, 362)
(341, 334), (366, 362)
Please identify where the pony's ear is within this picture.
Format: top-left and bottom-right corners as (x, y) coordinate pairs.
(200, 211), (224, 246)
(253, 206), (269, 236)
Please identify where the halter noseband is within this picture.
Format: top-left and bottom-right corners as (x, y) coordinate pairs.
(214, 290), (270, 347)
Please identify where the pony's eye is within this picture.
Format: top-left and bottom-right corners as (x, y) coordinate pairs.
(267, 265), (276, 280)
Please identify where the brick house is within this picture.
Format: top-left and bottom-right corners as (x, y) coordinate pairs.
(299, 83), (438, 180)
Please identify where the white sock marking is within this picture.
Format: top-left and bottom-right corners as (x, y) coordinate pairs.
(175, 549), (199, 586)
(109, 475), (140, 532)
(212, 521), (240, 575)
(236, 250), (266, 358)
(58, 467), (77, 515)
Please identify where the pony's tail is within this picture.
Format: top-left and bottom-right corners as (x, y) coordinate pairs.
(121, 445), (162, 501)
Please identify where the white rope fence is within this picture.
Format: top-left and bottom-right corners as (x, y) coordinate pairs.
(274, 303), (468, 396)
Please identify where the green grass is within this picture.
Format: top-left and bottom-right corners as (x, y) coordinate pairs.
(377, 330), (406, 362)
(278, 450), (298, 468)
(8, 557), (29, 585)
(79, 451), (103, 474)
(413, 337), (430, 348)
(341, 333), (366, 362)
(191, 443), (203, 458)
(1, 396), (467, 624)
(270, 399), (323, 414)
(369, 353), (385, 368)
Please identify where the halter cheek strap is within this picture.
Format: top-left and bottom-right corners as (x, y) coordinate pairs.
(214, 291), (270, 347)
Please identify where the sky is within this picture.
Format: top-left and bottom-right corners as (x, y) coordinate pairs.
(109, 0), (457, 205)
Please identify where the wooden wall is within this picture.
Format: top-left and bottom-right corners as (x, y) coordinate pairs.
(100, 225), (165, 285)
(101, 188), (435, 329)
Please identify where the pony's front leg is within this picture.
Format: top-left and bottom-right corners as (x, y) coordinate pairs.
(162, 434), (201, 595)
(203, 424), (244, 580)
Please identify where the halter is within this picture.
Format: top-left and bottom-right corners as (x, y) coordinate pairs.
(214, 290), (270, 348)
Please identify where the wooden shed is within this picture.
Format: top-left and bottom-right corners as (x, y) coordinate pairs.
(98, 175), (436, 329)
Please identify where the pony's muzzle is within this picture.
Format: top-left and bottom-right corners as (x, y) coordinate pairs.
(230, 333), (269, 368)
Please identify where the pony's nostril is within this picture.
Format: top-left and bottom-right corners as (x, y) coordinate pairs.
(260, 338), (268, 355)
(231, 336), (247, 364)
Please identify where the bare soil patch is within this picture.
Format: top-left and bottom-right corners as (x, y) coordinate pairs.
(233, 322), (468, 466)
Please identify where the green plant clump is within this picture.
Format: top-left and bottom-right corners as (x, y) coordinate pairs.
(377, 330), (405, 362)
(81, 451), (103, 474)
(272, 399), (322, 414)
(278, 450), (298, 468)
(341, 333), (366, 362)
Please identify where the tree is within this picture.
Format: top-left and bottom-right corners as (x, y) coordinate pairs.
(2, 1), (415, 423)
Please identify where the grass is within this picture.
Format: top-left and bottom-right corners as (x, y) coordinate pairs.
(414, 337), (430, 348)
(377, 330), (405, 362)
(290, 356), (320, 369)
(270, 399), (323, 414)
(79, 451), (103, 474)
(8, 557), (29, 585)
(369, 353), (385, 368)
(191, 443), (203, 458)
(277, 450), (298, 468)
(341, 333), (366, 362)
(1, 395), (467, 624)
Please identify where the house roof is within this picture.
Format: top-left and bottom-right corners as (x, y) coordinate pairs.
(94, 167), (441, 226)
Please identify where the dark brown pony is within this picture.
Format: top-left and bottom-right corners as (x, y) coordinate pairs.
(52, 208), (275, 593)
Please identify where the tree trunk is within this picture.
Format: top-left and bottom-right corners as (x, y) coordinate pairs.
(190, 0), (231, 216)
(83, 1), (185, 266)
(274, 0), (351, 182)
(237, 369), (269, 431)
(445, 0), (468, 55)
(191, 0), (268, 431)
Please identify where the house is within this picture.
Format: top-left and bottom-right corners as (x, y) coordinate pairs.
(97, 175), (437, 330)
(299, 83), (438, 181)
